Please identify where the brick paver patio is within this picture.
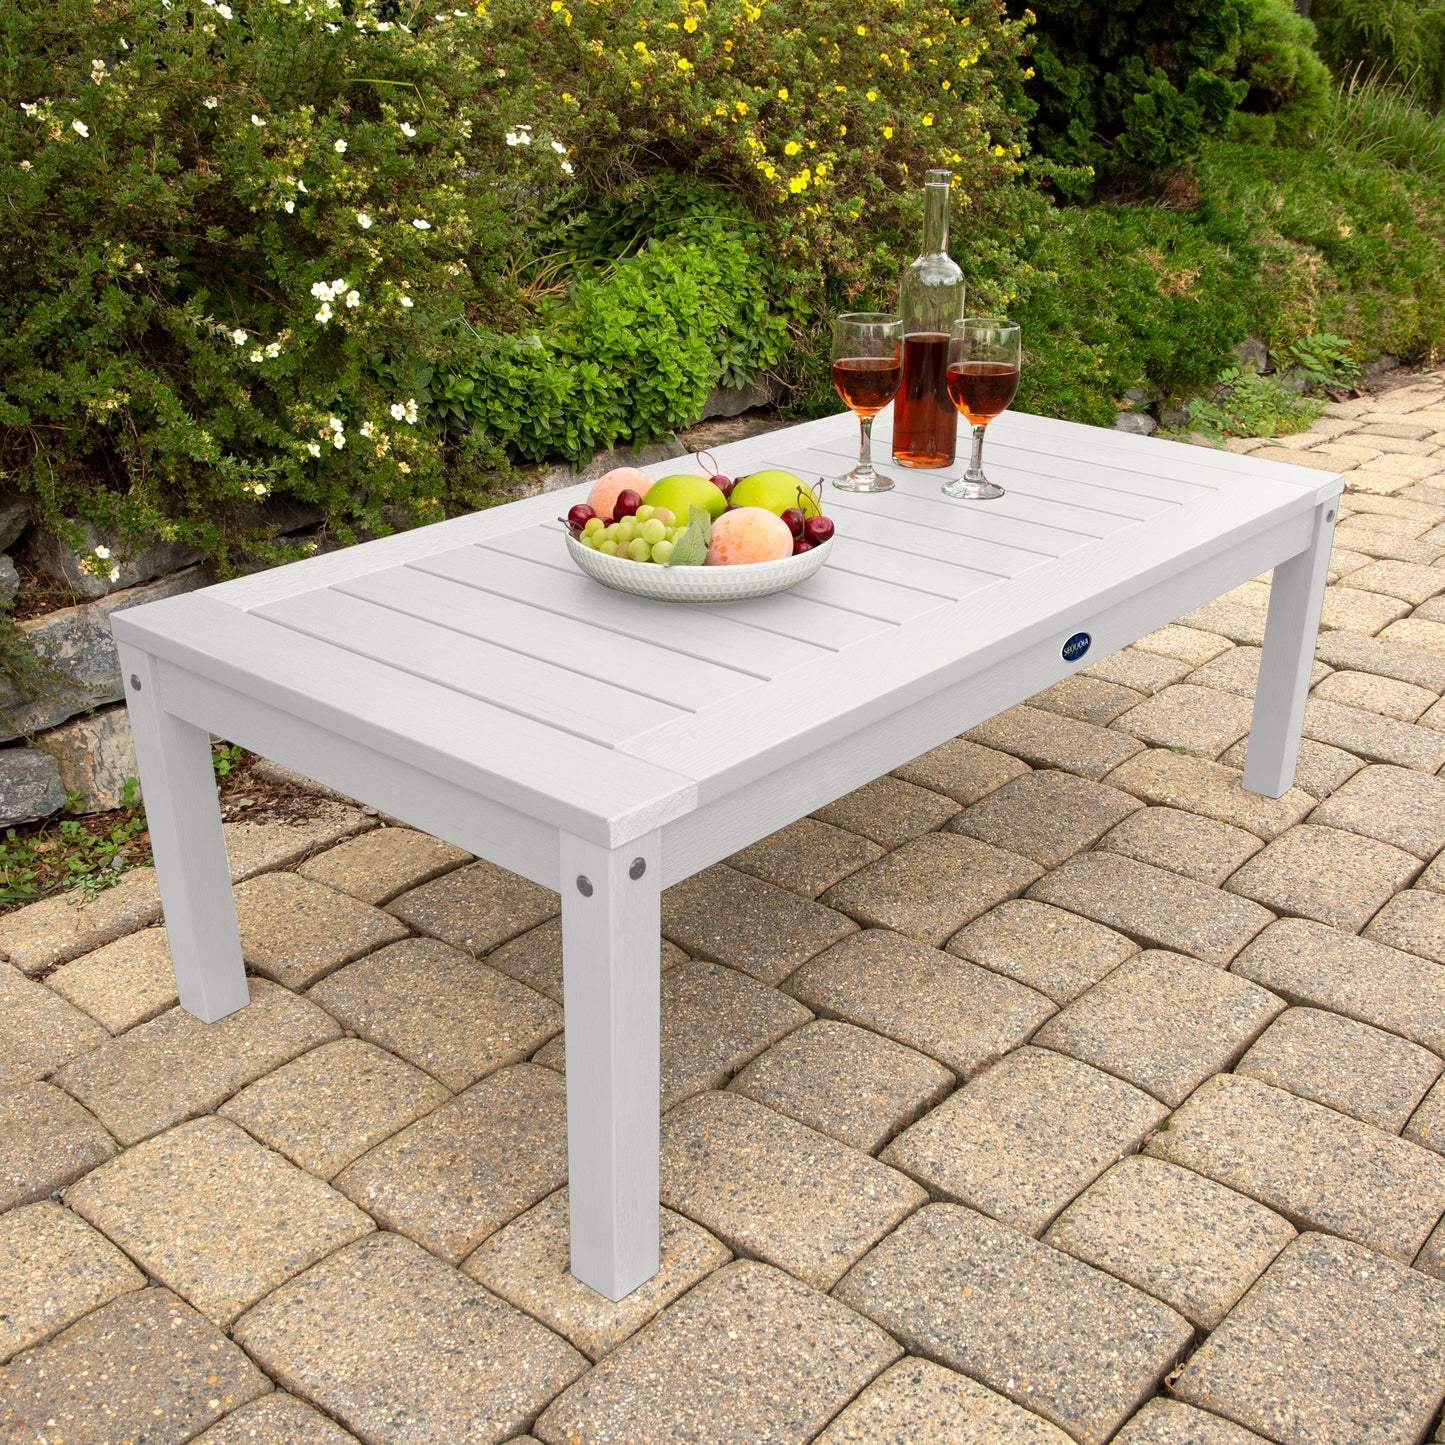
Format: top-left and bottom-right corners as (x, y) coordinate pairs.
(4, 375), (1445, 1444)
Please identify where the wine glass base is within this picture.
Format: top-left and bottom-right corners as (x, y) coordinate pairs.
(943, 476), (1004, 501)
(833, 469), (895, 493)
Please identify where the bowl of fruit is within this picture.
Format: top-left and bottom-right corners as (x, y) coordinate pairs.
(562, 456), (836, 603)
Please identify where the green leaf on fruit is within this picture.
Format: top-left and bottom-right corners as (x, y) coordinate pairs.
(666, 515), (710, 567)
(688, 505), (713, 546)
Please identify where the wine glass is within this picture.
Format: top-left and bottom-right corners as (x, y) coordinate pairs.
(831, 313), (903, 493)
(943, 317), (1021, 501)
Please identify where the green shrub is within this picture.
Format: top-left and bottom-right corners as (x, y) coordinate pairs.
(1186, 367), (1324, 439)
(1309, 0), (1445, 109)
(1323, 66), (1445, 171)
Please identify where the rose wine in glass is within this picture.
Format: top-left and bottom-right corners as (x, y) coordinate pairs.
(943, 318), (1020, 501)
(831, 313), (903, 492)
(893, 170), (964, 469)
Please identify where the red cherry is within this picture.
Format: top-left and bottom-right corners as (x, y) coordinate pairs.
(724, 502), (742, 512)
(803, 515), (834, 545)
(613, 489), (642, 519)
(567, 504), (595, 532)
(711, 474), (735, 499)
(780, 507), (805, 538)
(792, 538), (814, 555)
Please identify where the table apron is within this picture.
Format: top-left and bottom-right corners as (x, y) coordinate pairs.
(659, 506), (1313, 885)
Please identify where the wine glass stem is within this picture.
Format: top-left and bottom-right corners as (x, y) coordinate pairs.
(857, 413), (876, 482)
(965, 422), (987, 481)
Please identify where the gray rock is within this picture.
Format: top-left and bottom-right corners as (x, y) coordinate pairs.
(1114, 412), (1158, 436)
(1233, 335), (1270, 374)
(0, 495), (31, 553)
(0, 565), (207, 741)
(0, 747), (67, 824)
(1159, 405), (1192, 430)
(28, 520), (204, 599)
(702, 377), (781, 419)
(1276, 367), (1310, 395)
(1365, 352), (1400, 377)
(0, 554), (18, 605)
(540, 436), (689, 493)
(1122, 387), (1151, 408)
(35, 705), (138, 813)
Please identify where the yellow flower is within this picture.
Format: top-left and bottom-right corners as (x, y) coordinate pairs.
(838, 124), (847, 135)
(665, 20), (677, 27)
(992, 143), (1004, 155)
(788, 174), (808, 192)
(764, 163), (776, 178)
(784, 139), (800, 155)
(676, 55), (691, 70)
(735, 99), (747, 113)
(866, 89), (877, 101)
(777, 87), (788, 99)
(855, 23), (865, 34)
(684, 15), (697, 28)
(633, 39), (647, 50)
(942, 79), (950, 89)
(960, 14), (969, 23)
(882, 124), (893, 138)
(1024, 67), (1034, 78)
(922, 114), (933, 126)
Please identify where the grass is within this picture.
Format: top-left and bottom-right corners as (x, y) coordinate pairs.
(1323, 65), (1445, 175)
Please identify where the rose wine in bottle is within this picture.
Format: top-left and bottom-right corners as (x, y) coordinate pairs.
(893, 170), (965, 468)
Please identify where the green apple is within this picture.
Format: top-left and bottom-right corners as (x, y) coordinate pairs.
(729, 468), (821, 518)
(644, 474), (729, 522)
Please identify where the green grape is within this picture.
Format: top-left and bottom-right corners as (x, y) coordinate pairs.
(651, 538), (674, 565)
(627, 537), (651, 562)
(641, 518), (666, 545)
(583, 516), (605, 537)
(599, 539), (619, 556)
(618, 518), (638, 543)
(603, 522), (621, 540)
(636, 504), (655, 522)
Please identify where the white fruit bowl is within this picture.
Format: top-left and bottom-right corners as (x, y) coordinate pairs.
(565, 532), (832, 602)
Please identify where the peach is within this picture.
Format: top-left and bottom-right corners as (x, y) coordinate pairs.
(587, 467), (653, 521)
(705, 506), (794, 566)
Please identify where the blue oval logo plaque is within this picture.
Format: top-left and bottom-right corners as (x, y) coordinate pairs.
(1062, 631), (1092, 662)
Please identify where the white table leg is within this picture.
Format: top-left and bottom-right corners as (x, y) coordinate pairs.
(119, 645), (249, 1022)
(559, 828), (661, 1301)
(1242, 497), (1339, 798)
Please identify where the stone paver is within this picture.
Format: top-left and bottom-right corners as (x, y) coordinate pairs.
(1312, 667), (1438, 720)
(298, 826), (472, 905)
(464, 1189), (730, 1361)
(1303, 696), (1445, 770)
(1235, 1006), (1441, 1133)
(53, 977), (340, 1145)
(890, 736), (1031, 806)
(529, 958), (812, 1111)
(947, 899), (1139, 1004)
(1172, 1232), (1445, 1445)
(815, 1357), (1073, 1444)
(1098, 807), (1264, 885)
(1225, 823), (1419, 932)
(1233, 916), (1445, 1054)
(1217, 734), (1363, 801)
(1113, 1399), (1269, 1444)
(308, 937), (562, 1091)
(533, 1259), (900, 1445)
(1313, 627), (1445, 691)
(387, 858), (559, 956)
(234, 872), (411, 989)
(0, 961), (105, 1087)
(1307, 763), (1445, 858)
(234, 1231), (586, 1445)
(881, 1047), (1167, 1235)
(966, 704), (1145, 780)
(43, 926), (179, 1034)
(192, 1393), (363, 1445)
(787, 929), (1055, 1077)
(1103, 749), (1313, 840)
(1386, 618), (1445, 656)
(1029, 852), (1274, 965)
(484, 917), (685, 1004)
(1321, 585), (1415, 633)
(1146, 1072), (1445, 1262)
(947, 768), (1141, 867)
(1177, 600), (1266, 646)
(1043, 1155), (1295, 1331)
(0, 1081), (116, 1212)
(812, 774), (962, 845)
(0, 866), (161, 975)
(219, 1037), (451, 1178)
(834, 1204), (1191, 1445)
(728, 1019), (954, 1153)
(1029, 674), (1147, 726)
(0, 1200), (144, 1363)
(1406, 1074), (1445, 1155)
(1032, 951), (1283, 1105)
(663, 864), (858, 984)
(725, 817), (884, 898)
(1134, 625), (1232, 667)
(1114, 684), (1255, 758)
(67, 1115), (374, 1325)
(221, 805), (376, 882)
(659, 1090), (926, 1289)
(1186, 645), (1330, 699)
(0, 1287), (270, 1444)
(1366, 887), (1445, 963)
(821, 833), (1042, 945)
(1083, 647), (1192, 694)
(334, 1063), (567, 1262)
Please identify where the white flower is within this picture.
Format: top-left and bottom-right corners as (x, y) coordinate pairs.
(412, 218), (431, 229)
(550, 140), (566, 154)
(264, 342), (281, 358)
(377, 20), (391, 30)
(306, 442), (321, 457)
(505, 131), (531, 147)
(314, 302), (333, 323)
(345, 289), (360, 308)
(356, 211), (372, 228)
(400, 122), (416, 137)
(333, 138), (347, 153)
(252, 483), (269, 497)
(203, 96), (218, 108)
(21, 102), (37, 117)
(310, 280), (329, 299)
(18, 160), (32, 171)
(332, 434), (345, 448)
(71, 119), (89, 137)
(284, 199), (295, 213)
(296, 179), (307, 192)
(331, 277), (347, 294)
(328, 416), (344, 432)
(399, 295), (413, 308)
(404, 398), (419, 423)
(249, 349), (264, 362)
(108, 566), (121, 582)
(93, 544), (111, 560)
(359, 421), (375, 438)
(91, 59), (108, 82)
(390, 403), (406, 420)
(251, 113), (266, 126)
(230, 328), (248, 344)
(561, 161), (574, 174)
(216, 4), (233, 18)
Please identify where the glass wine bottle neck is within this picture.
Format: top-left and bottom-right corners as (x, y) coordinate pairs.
(921, 169), (951, 256)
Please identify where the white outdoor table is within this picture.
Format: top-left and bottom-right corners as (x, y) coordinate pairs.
(111, 406), (1341, 1301)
